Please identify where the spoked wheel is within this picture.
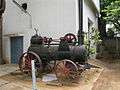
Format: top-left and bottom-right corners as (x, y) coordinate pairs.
(55, 59), (79, 83)
(64, 33), (77, 44)
(19, 51), (42, 75)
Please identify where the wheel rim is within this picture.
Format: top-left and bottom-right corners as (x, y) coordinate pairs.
(19, 51), (42, 74)
(55, 59), (78, 82)
(64, 33), (77, 44)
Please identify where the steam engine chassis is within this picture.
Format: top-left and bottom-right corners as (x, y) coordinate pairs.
(19, 33), (88, 83)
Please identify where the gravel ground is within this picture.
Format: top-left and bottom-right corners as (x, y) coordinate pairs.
(89, 59), (120, 90)
(0, 64), (18, 77)
(0, 63), (102, 90)
(0, 59), (119, 90)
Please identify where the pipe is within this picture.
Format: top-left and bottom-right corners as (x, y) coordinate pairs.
(31, 60), (37, 90)
(77, 0), (84, 45)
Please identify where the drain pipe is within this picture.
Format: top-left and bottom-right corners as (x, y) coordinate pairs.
(77, 0), (84, 45)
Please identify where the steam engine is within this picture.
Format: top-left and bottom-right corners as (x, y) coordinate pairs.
(28, 33), (87, 67)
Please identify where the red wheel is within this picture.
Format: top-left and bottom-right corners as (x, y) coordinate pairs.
(55, 59), (79, 83)
(64, 33), (77, 44)
(19, 51), (42, 75)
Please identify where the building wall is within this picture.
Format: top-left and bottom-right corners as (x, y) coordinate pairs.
(83, 0), (100, 58)
(83, 0), (99, 33)
(0, 17), (2, 64)
(3, 0), (31, 63)
(92, 0), (100, 11)
(3, 0), (99, 63)
(3, 0), (77, 63)
(30, 0), (77, 38)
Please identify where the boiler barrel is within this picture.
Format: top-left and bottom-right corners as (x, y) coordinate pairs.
(69, 45), (88, 64)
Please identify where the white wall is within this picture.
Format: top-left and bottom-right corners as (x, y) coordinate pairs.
(3, 0), (32, 62)
(92, 0), (100, 11)
(83, 0), (98, 33)
(3, 0), (77, 62)
(30, 0), (77, 38)
(3, 0), (30, 34)
(3, 0), (77, 37)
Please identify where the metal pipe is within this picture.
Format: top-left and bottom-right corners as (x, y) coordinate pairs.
(44, 42), (78, 46)
(31, 60), (37, 90)
(77, 0), (84, 45)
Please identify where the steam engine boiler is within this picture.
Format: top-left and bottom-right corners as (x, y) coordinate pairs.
(19, 33), (88, 83)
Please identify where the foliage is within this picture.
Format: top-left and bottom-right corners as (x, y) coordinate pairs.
(89, 27), (102, 54)
(91, 27), (102, 44)
(107, 28), (114, 37)
(84, 26), (102, 55)
(102, 0), (120, 31)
